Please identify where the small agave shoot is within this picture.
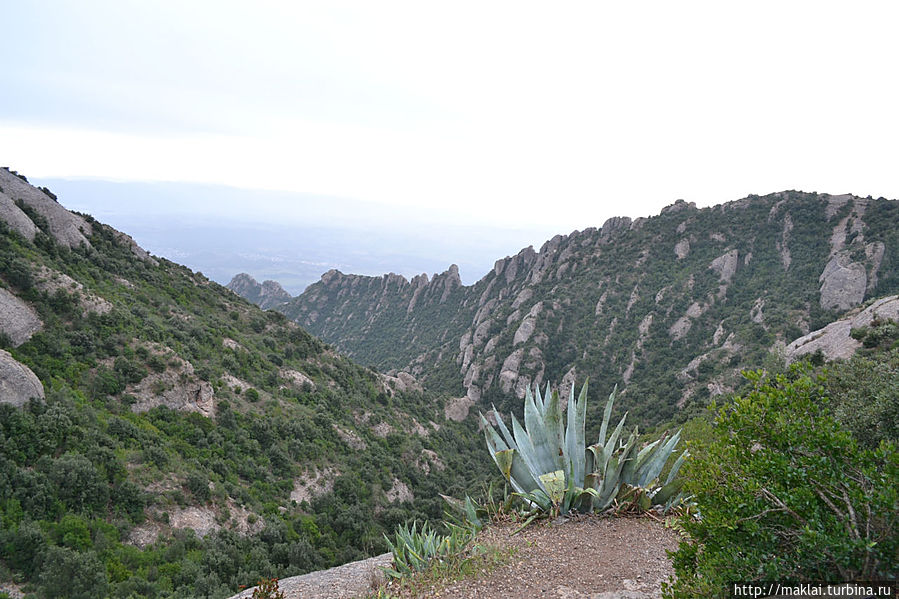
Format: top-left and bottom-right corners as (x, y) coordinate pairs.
(481, 380), (687, 518)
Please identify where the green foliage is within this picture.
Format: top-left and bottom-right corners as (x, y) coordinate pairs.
(38, 546), (110, 599)
(826, 348), (899, 448)
(482, 381), (686, 520)
(383, 520), (476, 578)
(251, 578), (285, 599)
(0, 186), (495, 598)
(665, 368), (899, 598)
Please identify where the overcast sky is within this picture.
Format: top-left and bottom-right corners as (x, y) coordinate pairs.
(2, 1), (898, 234)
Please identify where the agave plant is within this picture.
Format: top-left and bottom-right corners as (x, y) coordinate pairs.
(481, 380), (687, 516)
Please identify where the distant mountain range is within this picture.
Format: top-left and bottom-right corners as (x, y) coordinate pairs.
(231, 191), (899, 427)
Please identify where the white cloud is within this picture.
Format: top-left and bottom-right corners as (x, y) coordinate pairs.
(2, 1), (898, 233)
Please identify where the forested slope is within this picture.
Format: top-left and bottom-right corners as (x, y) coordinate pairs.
(0, 167), (490, 598)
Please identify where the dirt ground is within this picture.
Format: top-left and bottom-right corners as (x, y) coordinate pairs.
(389, 515), (681, 599)
(229, 515), (682, 599)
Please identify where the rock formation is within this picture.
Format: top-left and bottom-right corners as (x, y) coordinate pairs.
(0, 349), (44, 405)
(226, 273), (292, 309)
(786, 295), (899, 362)
(0, 288), (42, 346)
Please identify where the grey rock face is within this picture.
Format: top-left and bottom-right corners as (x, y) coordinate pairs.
(0, 168), (92, 248)
(819, 254), (867, 311)
(227, 273), (292, 309)
(0, 288), (42, 346)
(0, 190), (39, 240)
(0, 349), (44, 405)
(786, 295), (899, 362)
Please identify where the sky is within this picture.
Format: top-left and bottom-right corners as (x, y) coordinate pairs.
(2, 1), (898, 284)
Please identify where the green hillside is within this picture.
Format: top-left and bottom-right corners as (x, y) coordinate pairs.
(0, 168), (491, 598)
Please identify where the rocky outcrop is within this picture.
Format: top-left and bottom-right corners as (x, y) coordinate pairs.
(227, 273), (292, 309)
(444, 395), (474, 421)
(0, 349), (44, 405)
(33, 266), (112, 315)
(114, 230), (158, 265)
(126, 348), (215, 417)
(378, 371), (422, 395)
(280, 368), (316, 391)
(0, 190), (39, 240)
(785, 295), (899, 362)
(819, 254), (867, 311)
(0, 167), (92, 248)
(0, 288), (42, 346)
(709, 249), (739, 283)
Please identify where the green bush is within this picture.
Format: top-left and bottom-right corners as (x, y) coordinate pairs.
(826, 349), (899, 448)
(665, 368), (899, 598)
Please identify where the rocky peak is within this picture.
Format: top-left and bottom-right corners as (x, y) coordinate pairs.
(227, 273), (292, 310)
(599, 216), (633, 243)
(0, 167), (92, 248)
(660, 199), (697, 215)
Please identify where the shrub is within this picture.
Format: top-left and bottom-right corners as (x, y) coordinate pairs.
(665, 368), (899, 598)
(251, 578), (285, 599)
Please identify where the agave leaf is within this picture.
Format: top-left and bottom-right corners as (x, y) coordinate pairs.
(602, 411), (628, 471)
(624, 436), (661, 484)
(565, 380), (588, 487)
(598, 385), (618, 446)
(543, 388), (567, 475)
(538, 469), (566, 504)
(585, 444), (595, 476)
(507, 446), (545, 493)
(532, 385), (545, 419)
(494, 449), (515, 482)
(651, 477), (685, 506)
(511, 413), (544, 484)
(481, 413), (510, 453)
(492, 405), (517, 450)
(524, 385), (558, 476)
(636, 430), (681, 487)
(665, 448), (688, 486)
(463, 495), (482, 529)
(514, 488), (552, 512)
(595, 454), (624, 509)
(617, 430), (641, 483)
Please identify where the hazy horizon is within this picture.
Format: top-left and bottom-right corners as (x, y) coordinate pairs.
(3, 2), (897, 243)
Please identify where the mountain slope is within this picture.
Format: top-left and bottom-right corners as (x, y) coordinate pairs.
(276, 192), (899, 425)
(0, 167), (489, 598)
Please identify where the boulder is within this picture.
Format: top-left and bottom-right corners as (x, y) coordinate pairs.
(0, 349), (44, 406)
(0, 288), (42, 346)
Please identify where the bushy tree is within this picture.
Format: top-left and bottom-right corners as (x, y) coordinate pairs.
(666, 368), (899, 598)
(38, 546), (109, 599)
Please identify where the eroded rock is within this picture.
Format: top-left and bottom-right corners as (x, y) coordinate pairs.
(786, 295), (899, 362)
(0, 288), (42, 346)
(0, 349), (44, 405)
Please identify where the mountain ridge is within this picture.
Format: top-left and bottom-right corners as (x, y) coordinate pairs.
(245, 190), (899, 426)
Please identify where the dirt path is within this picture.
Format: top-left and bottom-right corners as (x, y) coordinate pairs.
(229, 515), (681, 599)
(388, 515), (681, 599)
